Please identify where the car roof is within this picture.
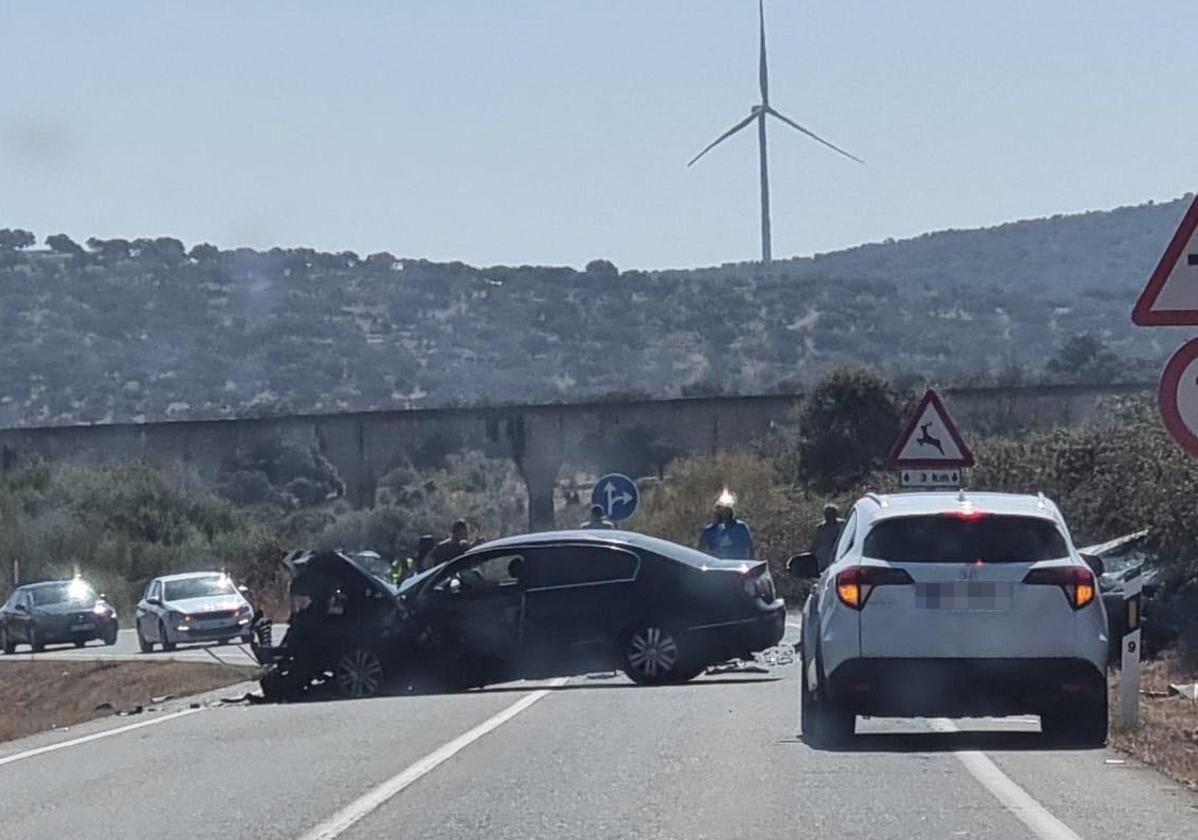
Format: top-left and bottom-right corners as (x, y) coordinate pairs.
(19, 580), (77, 590)
(153, 571), (227, 583)
(856, 491), (1063, 524)
(465, 529), (755, 570)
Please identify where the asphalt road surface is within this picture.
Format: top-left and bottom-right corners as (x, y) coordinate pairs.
(2, 627), (279, 666)
(1, 626), (1195, 840)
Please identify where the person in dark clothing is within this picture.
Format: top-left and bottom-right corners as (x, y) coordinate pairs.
(414, 534), (437, 573)
(430, 520), (471, 566)
(697, 490), (754, 560)
(580, 504), (615, 529)
(811, 504), (844, 571)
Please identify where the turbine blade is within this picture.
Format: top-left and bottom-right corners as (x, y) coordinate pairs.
(686, 111), (759, 167)
(758, 0), (769, 105)
(766, 107), (864, 164)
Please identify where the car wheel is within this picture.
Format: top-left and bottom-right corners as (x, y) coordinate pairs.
(621, 623), (695, 685)
(1042, 694), (1108, 747)
(29, 626), (44, 653)
(1, 627), (13, 655)
(103, 625), (118, 646)
(137, 625), (154, 653)
(240, 632), (254, 646)
(159, 621), (177, 652)
(799, 646), (815, 737)
(334, 648), (385, 699)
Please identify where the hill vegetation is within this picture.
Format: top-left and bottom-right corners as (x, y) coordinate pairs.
(0, 196), (1186, 428)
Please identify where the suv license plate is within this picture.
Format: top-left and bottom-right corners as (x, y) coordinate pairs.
(916, 582), (1013, 611)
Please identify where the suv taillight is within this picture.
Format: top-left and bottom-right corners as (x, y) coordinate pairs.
(835, 566), (914, 610)
(1022, 566), (1096, 610)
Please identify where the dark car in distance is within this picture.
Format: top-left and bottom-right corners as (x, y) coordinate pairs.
(1, 579), (120, 653)
(258, 530), (786, 698)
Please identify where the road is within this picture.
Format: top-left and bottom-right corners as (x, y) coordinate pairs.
(1, 627), (1195, 840)
(2, 627), (279, 666)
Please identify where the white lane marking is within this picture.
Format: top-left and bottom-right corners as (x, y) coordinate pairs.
(298, 678), (567, 840)
(0, 708), (202, 769)
(929, 719), (1083, 840)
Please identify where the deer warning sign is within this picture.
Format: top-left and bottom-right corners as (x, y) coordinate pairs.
(890, 389), (974, 469)
(1132, 194), (1198, 326)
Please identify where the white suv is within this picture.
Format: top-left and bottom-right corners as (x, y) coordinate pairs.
(790, 491), (1108, 746)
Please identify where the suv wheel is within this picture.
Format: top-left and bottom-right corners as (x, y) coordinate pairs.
(29, 625), (44, 653)
(1, 627), (13, 655)
(335, 648), (385, 698)
(1042, 694), (1108, 747)
(801, 649), (855, 748)
(137, 625), (154, 653)
(621, 624), (698, 685)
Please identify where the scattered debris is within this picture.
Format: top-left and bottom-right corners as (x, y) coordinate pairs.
(116, 705), (143, 717)
(585, 672), (618, 680)
(705, 660), (770, 676)
(150, 694), (176, 704)
(1169, 683), (1198, 701)
(1104, 759), (1126, 765)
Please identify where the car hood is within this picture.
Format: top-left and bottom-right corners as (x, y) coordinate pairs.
(164, 596), (247, 614)
(34, 601), (97, 616)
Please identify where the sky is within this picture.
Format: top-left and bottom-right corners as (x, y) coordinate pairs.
(2, 1), (1196, 270)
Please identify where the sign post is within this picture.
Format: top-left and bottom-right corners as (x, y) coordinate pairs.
(590, 473), (639, 523)
(1119, 570), (1143, 728)
(889, 389), (973, 489)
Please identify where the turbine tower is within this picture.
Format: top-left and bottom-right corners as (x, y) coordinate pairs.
(688, 0), (862, 264)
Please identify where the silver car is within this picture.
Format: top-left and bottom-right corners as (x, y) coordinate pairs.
(135, 572), (254, 652)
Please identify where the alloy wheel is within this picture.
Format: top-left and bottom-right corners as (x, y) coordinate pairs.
(626, 626), (679, 681)
(335, 648), (385, 698)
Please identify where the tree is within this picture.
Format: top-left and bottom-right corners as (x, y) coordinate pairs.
(796, 368), (902, 492)
(45, 233), (83, 255)
(585, 258), (618, 279)
(0, 228), (35, 251)
(85, 237), (131, 259)
(189, 242), (220, 262)
(1046, 333), (1128, 384)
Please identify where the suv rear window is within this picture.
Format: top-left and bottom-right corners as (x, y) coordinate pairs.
(863, 515), (1068, 563)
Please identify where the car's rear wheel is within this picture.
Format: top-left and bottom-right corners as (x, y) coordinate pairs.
(159, 621), (176, 652)
(335, 648), (385, 699)
(621, 624), (698, 685)
(137, 625), (154, 653)
(1041, 694), (1108, 747)
(0, 627), (14, 655)
(799, 646), (815, 736)
(29, 626), (44, 653)
(801, 648), (855, 747)
(102, 625), (118, 646)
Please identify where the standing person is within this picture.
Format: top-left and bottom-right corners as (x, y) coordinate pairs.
(430, 520), (471, 566)
(413, 534), (437, 573)
(811, 504), (844, 571)
(580, 504), (615, 529)
(697, 490), (754, 560)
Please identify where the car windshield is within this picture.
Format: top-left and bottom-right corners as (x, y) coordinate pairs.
(864, 515), (1069, 563)
(31, 581), (95, 606)
(164, 576), (237, 601)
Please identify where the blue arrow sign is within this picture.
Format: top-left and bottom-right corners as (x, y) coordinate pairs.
(591, 473), (639, 522)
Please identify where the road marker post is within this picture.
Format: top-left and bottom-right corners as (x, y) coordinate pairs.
(1118, 570), (1143, 728)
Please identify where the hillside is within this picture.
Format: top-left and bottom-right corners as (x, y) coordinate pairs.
(0, 196), (1187, 428)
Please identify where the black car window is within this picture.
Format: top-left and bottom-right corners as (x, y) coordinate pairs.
(432, 553), (524, 595)
(525, 545), (639, 590)
(31, 582), (96, 606)
(164, 576), (236, 601)
(863, 514), (1069, 563)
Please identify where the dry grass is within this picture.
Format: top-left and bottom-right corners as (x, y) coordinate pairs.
(1109, 656), (1198, 790)
(0, 660), (257, 743)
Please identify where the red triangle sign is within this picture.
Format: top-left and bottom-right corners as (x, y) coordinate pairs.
(889, 389), (974, 468)
(1132, 195), (1198, 326)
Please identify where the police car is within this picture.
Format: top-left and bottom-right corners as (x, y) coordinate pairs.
(790, 491), (1108, 746)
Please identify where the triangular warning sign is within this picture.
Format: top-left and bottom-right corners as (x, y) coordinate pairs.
(1133, 195), (1198, 326)
(889, 389), (974, 468)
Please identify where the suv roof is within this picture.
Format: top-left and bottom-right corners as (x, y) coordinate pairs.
(857, 491), (1063, 525)
(154, 571), (227, 584)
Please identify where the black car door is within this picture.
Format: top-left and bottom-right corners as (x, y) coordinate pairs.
(521, 544), (641, 675)
(418, 551), (526, 681)
(9, 590), (31, 642)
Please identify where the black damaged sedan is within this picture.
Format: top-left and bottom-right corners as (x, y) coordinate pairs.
(258, 530), (786, 699)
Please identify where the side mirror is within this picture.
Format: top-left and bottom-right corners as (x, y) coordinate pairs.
(147, 596), (162, 606)
(13, 603), (28, 614)
(787, 552), (821, 579)
(238, 585), (251, 595)
(1080, 553), (1105, 577)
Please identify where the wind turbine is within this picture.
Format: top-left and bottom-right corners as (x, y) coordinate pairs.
(688, 0), (862, 264)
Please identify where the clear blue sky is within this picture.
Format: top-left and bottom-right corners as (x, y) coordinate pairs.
(2, 1), (1195, 269)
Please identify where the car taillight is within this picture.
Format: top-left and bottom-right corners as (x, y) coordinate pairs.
(742, 571), (776, 601)
(835, 566), (914, 610)
(1022, 566), (1096, 610)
